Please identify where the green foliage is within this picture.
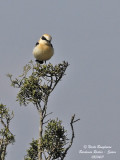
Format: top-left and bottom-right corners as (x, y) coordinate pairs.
(0, 103), (15, 160)
(7, 60), (76, 160)
(25, 119), (68, 160)
(7, 61), (69, 107)
(41, 119), (68, 159)
(0, 104), (15, 144)
(24, 139), (38, 160)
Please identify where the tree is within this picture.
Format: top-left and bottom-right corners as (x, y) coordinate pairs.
(8, 61), (80, 160)
(0, 104), (15, 160)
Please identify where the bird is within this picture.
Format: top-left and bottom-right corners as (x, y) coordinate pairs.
(33, 34), (54, 64)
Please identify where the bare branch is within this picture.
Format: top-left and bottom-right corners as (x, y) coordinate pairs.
(61, 114), (80, 160)
(43, 119), (50, 125)
(44, 112), (53, 118)
(73, 118), (80, 123)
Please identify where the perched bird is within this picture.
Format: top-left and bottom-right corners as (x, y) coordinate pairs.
(33, 34), (54, 64)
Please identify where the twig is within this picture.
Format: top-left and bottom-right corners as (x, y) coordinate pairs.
(61, 114), (80, 160)
(44, 112), (53, 118)
(43, 119), (50, 125)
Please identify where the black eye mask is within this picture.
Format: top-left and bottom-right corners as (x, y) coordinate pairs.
(41, 36), (51, 43)
(41, 36), (47, 41)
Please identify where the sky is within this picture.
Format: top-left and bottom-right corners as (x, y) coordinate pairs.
(0, 0), (120, 160)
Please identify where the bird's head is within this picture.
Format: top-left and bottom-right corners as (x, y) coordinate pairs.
(39, 34), (52, 45)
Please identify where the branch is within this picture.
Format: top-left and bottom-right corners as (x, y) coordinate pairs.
(49, 76), (53, 89)
(50, 73), (63, 94)
(42, 97), (48, 118)
(44, 112), (53, 118)
(43, 119), (50, 125)
(61, 114), (80, 160)
(0, 119), (7, 129)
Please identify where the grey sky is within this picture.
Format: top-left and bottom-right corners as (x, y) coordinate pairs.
(0, 0), (120, 160)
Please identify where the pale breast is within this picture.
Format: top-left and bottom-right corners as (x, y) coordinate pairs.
(33, 44), (54, 61)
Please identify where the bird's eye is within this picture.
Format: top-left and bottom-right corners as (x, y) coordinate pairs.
(41, 36), (47, 40)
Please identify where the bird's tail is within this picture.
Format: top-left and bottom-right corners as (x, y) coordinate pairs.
(35, 60), (44, 64)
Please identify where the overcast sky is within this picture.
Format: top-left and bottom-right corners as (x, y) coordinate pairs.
(0, 0), (120, 160)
